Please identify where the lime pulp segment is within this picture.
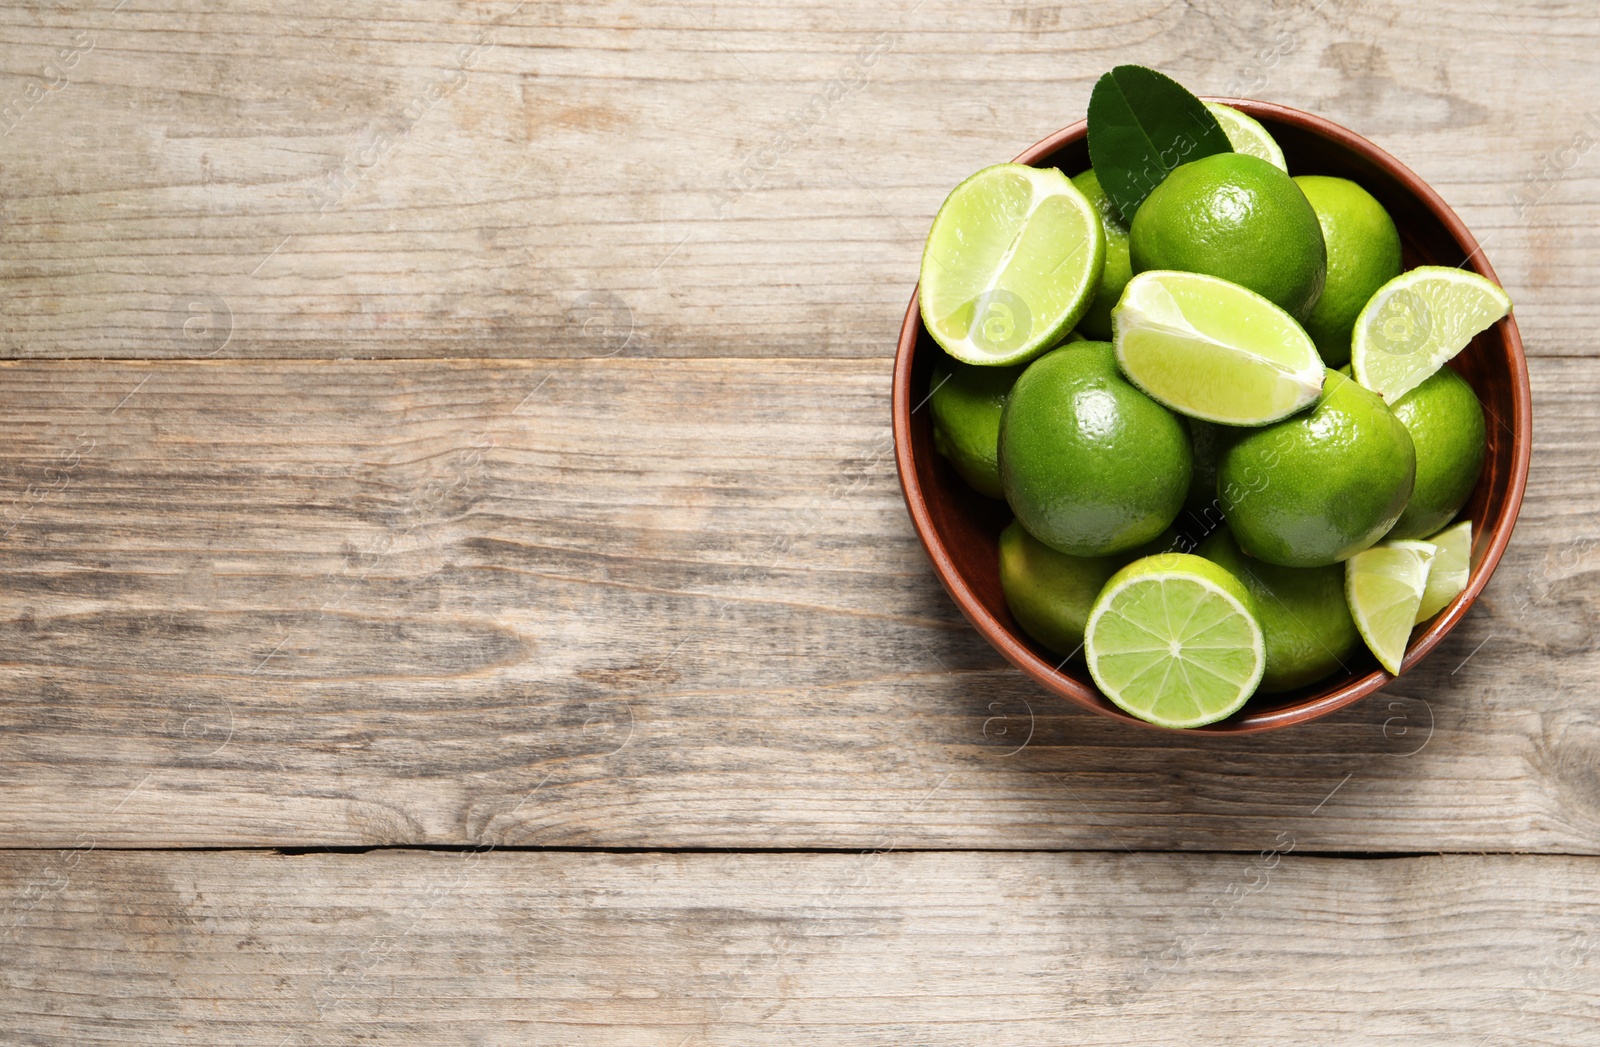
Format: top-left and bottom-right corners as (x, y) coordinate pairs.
(1351, 266), (1512, 402)
(1345, 540), (1437, 674)
(1085, 553), (1265, 728)
(920, 164), (1106, 366)
(1113, 270), (1325, 425)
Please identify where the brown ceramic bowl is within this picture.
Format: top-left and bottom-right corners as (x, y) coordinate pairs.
(893, 98), (1531, 733)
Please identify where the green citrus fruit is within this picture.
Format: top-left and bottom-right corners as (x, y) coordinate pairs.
(1385, 367), (1486, 540)
(999, 521), (1119, 657)
(929, 357), (1026, 498)
(1070, 169), (1133, 340)
(920, 164), (1106, 366)
(1415, 520), (1471, 623)
(1113, 270), (1324, 426)
(1293, 175), (1403, 369)
(1346, 539), (1436, 674)
(999, 522), (1182, 658)
(1199, 525), (1361, 692)
(1084, 552), (1265, 728)
(999, 341), (1191, 556)
(1351, 266), (1512, 402)
(1219, 369), (1415, 567)
(1129, 152), (1327, 318)
(1205, 103), (1287, 171)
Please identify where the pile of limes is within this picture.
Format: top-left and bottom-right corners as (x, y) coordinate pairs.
(921, 103), (1509, 728)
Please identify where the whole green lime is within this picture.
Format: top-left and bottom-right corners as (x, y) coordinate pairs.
(1199, 525), (1361, 692)
(1000, 521), (1181, 657)
(930, 356), (1026, 498)
(1130, 152), (1327, 318)
(1219, 369), (1415, 567)
(999, 341), (1191, 556)
(1385, 367), (1486, 540)
(1294, 175), (1403, 368)
(1070, 169), (1132, 340)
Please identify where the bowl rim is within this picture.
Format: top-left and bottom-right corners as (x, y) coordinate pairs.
(892, 97), (1532, 733)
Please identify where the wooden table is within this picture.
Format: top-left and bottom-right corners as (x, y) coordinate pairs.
(1, 1), (1596, 1042)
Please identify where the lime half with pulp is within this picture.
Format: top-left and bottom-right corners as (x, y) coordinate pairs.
(920, 164), (1106, 366)
(1113, 270), (1324, 425)
(1351, 266), (1511, 402)
(1345, 539), (1436, 674)
(1084, 552), (1265, 728)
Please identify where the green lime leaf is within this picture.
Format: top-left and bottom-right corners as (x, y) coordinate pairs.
(1087, 65), (1233, 223)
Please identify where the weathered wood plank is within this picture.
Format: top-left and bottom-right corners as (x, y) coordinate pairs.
(0, 355), (1594, 851)
(0, 0), (1595, 360)
(1, 849), (1597, 1044)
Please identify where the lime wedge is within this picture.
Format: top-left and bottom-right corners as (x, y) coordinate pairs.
(1084, 553), (1265, 728)
(1415, 520), (1471, 622)
(1351, 266), (1512, 402)
(1112, 270), (1325, 425)
(1205, 102), (1287, 171)
(920, 164), (1106, 366)
(1345, 539), (1437, 674)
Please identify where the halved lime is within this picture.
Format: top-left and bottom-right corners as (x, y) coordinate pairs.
(1112, 270), (1324, 425)
(1084, 553), (1265, 728)
(1205, 102), (1287, 171)
(1351, 267), (1512, 402)
(920, 164), (1106, 366)
(1415, 521), (1471, 622)
(1345, 539), (1436, 674)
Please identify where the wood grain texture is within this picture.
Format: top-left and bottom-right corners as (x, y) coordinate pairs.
(2, 849), (1598, 1045)
(0, 355), (1594, 851)
(0, 0), (1596, 360)
(2, 0), (1598, 1034)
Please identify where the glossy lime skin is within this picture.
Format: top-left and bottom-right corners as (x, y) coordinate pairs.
(1199, 526), (1361, 692)
(1130, 153), (1327, 318)
(998, 520), (1121, 657)
(930, 356), (1026, 499)
(999, 522), (1182, 657)
(1219, 369), (1415, 567)
(998, 341), (1191, 556)
(1385, 367), (1487, 540)
(1294, 175), (1403, 368)
(1070, 169), (1133, 341)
